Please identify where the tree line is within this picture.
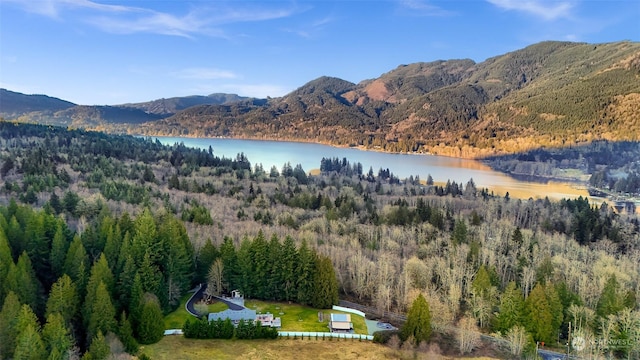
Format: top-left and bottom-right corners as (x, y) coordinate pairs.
(183, 317), (278, 340)
(200, 231), (339, 310)
(0, 199), (340, 359)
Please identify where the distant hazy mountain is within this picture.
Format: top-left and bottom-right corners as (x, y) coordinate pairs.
(119, 93), (249, 116)
(0, 89), (76, 116)
(4, 41), (640, 158)
(0, 91), (248, 129)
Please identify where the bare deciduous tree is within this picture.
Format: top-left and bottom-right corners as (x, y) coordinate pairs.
(205, 259), (224, 298)
(456, 315), (481, 354)
(506, 325), (528, 358)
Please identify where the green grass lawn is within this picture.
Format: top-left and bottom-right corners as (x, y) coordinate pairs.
(244, 300), (367, 334)
(206, 301), (228, 313)
(164, 295), (229, 330)
(164, 294), (193, 330)
(165, 296), (367, 334)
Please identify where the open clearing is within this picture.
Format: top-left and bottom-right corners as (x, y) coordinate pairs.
(141, 336), (396, 360)
(141, 336), (501, 360)
(165, 297), (368, 333)
(244, 299), (367, 333)
(164, 295), (228, 329)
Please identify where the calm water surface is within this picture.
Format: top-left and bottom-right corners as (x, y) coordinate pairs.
(155, 137), (592, 201)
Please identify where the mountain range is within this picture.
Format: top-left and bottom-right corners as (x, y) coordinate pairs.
(1, 40), (639, 158)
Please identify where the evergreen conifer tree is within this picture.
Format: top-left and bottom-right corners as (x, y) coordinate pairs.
(46, 274), (79, 326)
(84, 330), (110, 360)
(0, 291), (21, 359)
(524, 283), (554, 343)
(42, 312), (74, 359)
(312, 256), (339, 309)
(117, 311), (139, 354)
(137, 295), (165, 344)
(87, 282), (116, 343)
(494, 282), (524, 333)
(49, 223), (69, 280)
(597, 274), (624, 318)
(401, 293), (432, 344)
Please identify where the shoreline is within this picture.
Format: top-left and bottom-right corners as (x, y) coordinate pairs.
(134, 132), (492, 160)
(132, 132), (638, 204)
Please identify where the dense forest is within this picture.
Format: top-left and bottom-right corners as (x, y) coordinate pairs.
(0, 122), (639, 359)
(484, 141), (640, 196)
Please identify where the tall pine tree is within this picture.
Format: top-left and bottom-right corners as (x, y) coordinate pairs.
(42, 312), (74, 360)
(14, 304), (46, 360)
(137, 295), (165, 345)
(311, 255), (339, 309)
(0, 291), (21, 359)
(49, 222), (69, 280)
(401, 293), (432, 344)
(494, 281), (524, 333)
(83, 254), (115, 329)
(524, 283), (555, 343)
(46, 274), (79, 327)
(5, 252), (42, 314)
(0, 227), (12, 304)
(596, 274), (624, 318)
(296, 240), (316, 306)
(280, 236), (298, 302)
(86, 281), (116, 344)
(63, 235), (89, 297)
(195, 238), (218, 284)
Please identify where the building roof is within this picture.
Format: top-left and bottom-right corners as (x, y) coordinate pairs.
(208, 308), (257, 322)
(256, 313), (274, 321)
(331, 321), (352, 330)
(330, 313), (351, 322)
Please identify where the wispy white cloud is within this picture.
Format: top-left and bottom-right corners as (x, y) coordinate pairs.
(397, 0), (455, 16)
(564, 34), (579, 41)
(487, 0), (575, 21)
(1, 0), (298, 37)
(1, 0), (133, 18)
(88, 10), (220, 38)
(173, 68), (238, 80)
(283, 15), (335, 39)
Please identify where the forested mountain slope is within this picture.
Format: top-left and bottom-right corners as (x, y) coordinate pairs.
(0, 91), (248, 130)
(0, 122), (639, 359)
(118, 93), (249, 116)
(1, 41), (639, 158)
(0, 88), (75, 115)
(137, 41), (640, 157)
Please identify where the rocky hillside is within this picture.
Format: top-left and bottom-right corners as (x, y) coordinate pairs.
(3, 41), (639, 158)
(137, 41), (640, 157)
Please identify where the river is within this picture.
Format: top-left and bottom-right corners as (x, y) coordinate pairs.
(154, 137), (593, 201)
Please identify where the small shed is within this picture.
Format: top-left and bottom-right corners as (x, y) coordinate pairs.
(256, 313), (282, 328)
(329, 313), (353, 333)
(226, 289), (245, 307)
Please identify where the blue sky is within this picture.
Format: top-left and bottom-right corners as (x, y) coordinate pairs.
(1, 0), (638, 105)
